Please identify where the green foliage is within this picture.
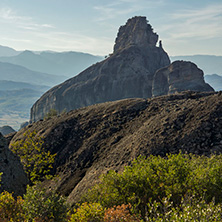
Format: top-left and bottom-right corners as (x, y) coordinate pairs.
(11, 130), (56, 184)
(0, 191), (24, 221)
(147, 195), (222, 221)
(44, 108), (58, 119)
(84, 153), (222, 219)
(23, 184), (68, 222)
(69, 202), (104, 222)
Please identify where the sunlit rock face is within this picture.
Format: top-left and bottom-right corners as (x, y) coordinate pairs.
(152, 61), (214, 97)
(30, 16), (170, 122)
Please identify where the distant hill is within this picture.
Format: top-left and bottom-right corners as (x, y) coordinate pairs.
(0, 45), (20, 57)
(0, 80), (49, 91)
(0, 61), (66, 86)
(171, 55), (222, 75)
(0, 88), (46, 130)
(204, 74), (222, 91)
(0, 50), (103, 77)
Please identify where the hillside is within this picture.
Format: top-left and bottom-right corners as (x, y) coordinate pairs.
(10, 91), (222, 204)
(0, 50), (102, 77)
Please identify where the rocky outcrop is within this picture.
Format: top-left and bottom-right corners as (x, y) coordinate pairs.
(30, 16), (170, 122)
(0, 133), (28, 196)
(152, 61), (214, 96)
(12, 91), (222, 204)
(0, 125), (16, 136)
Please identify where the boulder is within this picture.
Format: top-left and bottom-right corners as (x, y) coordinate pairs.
(152, 61), (214, 96)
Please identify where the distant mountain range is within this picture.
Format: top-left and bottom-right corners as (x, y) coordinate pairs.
(0, 44), (221, 129)
(0, 49), (103, 77)
(0, 80), (49, 91)
(0, 45), (21, 57)
(0, 61), (66, 86)
(171, 55), (222, 75)
(204, 74), (222, 91)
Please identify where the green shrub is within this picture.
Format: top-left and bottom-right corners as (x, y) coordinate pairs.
(69, 202), (104, 222)
(147, 195), (222, 221)
(44, 109), (58, 120)
(23, 184), (68, 222)
(84, 153), (222, 219)
(11, 130), (56, 184)
(0, 191), (24, 221)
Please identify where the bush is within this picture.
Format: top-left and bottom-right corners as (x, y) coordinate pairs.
(69, 202), (104, 222)
(11, 130), (56, 184)
(0, 191), (24, 221)
(147, 195), (222, 221)
(23, 184), (68, 222)
(84, 153), (222, 219)
(104, 204), (141, 222)
(44, 109), (58, 120)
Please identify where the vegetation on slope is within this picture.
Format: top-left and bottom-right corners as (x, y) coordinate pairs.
(1, 152), (222, 221)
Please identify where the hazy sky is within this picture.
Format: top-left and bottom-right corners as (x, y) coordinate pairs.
(0, 0), (221, 56)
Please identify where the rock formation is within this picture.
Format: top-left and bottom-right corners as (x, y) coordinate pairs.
(0, 125), (16, 136)
(30, 16), (170, 122)
(12, 91), (222, 204)
(152, 61), (214, 96)
(0, 133), (28, 196)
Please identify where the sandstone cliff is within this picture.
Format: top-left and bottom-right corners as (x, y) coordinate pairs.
(30, 16), (170, 122)
(0, 133), (28, 196)
(11, 91), (222, 204)
(153, 61), (214, 96)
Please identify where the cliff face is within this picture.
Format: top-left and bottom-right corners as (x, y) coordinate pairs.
(0, 133), (28, 196)
(152, 61), (214, 96)
(12, 91), (222, 204)
(30, 16), (170, 122)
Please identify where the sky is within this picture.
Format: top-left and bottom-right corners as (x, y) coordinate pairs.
(0, 0), (222, 56)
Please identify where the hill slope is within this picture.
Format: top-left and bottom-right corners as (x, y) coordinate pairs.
(10, 91), (222, 204)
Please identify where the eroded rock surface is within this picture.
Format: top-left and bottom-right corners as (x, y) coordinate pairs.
(153, 61), (214, 96)
(30, 16), (170, 122)
(0, 133), (28, 196)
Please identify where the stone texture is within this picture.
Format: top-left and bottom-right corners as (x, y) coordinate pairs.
(0, 133), (28, 196)
(30, 16), (170, 122)
(12, 91), (222, 204)
(152, 61), (214, 97)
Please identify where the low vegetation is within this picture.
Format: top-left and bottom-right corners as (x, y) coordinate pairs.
(10, 130), (56, 184)
(2, 148), (222, 221)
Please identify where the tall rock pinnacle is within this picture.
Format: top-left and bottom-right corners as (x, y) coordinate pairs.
(30, 16), (170, 122)
(114, 16), (158, 52)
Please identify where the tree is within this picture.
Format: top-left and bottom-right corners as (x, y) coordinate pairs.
(11, 130), (56, 184)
